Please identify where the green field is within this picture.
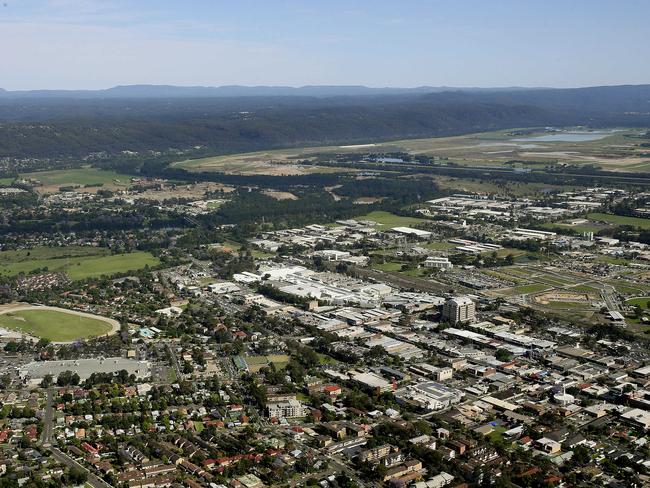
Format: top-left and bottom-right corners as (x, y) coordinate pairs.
(244, 354), (290, 372)
(423, 241), (456, 251)
(587, 213), (650, 230)
(0, 246), (107, 264)
(21, 168), (133, 190)
(372, 260), (428, 277)
(356, 211), (429, 228)
(251, 249), (276, 259)
(541, 220), (610, 234)
(595, 255), (631, 266)
(569, 284), (601, 294)
(626, 297), (650, 309)
(0, 309), (112, 342)
(0, 246), (160, 280)
(373, 261), (404, 272)
(608, 280), (650, 295)
(487, 426), (508, 444)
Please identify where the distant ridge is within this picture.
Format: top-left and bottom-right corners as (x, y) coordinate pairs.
(0, 83), (547, 99)
(0, 83), (648, 159)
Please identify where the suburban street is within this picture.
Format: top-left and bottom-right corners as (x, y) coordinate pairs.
(40, 387), (54, 446)
(49, 447), (113, 488)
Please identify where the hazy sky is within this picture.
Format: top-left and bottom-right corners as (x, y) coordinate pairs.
(1, 0), (649, 90)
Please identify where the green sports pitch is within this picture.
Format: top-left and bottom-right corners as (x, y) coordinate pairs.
(0, 308), (114, 342)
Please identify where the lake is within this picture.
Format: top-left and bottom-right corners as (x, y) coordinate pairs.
(512, 131), (618, 142)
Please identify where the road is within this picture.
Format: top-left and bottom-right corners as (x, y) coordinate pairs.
(49, 447), (113, 488)
(166, 342), (183, 380)
(599, 283), (621, 312)
(276, 426), (367, 488)
(41, 387), (54, 446)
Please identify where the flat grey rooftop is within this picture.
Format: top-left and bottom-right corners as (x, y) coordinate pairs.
(20, 358), (151, 380)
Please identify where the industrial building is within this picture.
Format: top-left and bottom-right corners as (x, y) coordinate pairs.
(422, 257), (453, 270)
(20, 358), (151, 383)
(395, 381), (464, 411)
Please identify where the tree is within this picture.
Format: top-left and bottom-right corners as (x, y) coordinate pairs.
(64, 467), (88, 485)
(335, 474), (359, 488)
(57, 370), (81, 386)
(572, 444), (590, 466)
(40, 374), (53, 388)
(495, 348), (512, 362)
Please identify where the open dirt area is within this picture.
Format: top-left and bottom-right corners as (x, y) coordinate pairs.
(128, 182), (235, 201)
(533, 291), (591, 305)
(262, 190), (298, 200)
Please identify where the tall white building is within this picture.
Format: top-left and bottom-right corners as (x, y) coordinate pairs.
(266, 399), (305, 419)
(442, 296), (476, 324)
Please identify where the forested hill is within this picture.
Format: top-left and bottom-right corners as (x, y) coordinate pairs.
(0, 85), (649, 159)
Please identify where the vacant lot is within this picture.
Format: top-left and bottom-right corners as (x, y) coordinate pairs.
(133, 182), (235, 201)
(0, 246), (160, 280)
(0, 307), (115, 342)
(173, 150), (348, 175)
(498, 283), (550, 296)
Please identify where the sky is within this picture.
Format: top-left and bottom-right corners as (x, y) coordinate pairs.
(1, 0), (649, 90)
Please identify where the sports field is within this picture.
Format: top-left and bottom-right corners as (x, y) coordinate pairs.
(20, 167), (133, 193)
(0, 307), (116, 342)
(0, 246), (160, 280)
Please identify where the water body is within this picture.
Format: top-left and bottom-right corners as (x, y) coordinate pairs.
(513, 131), (618, 142)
